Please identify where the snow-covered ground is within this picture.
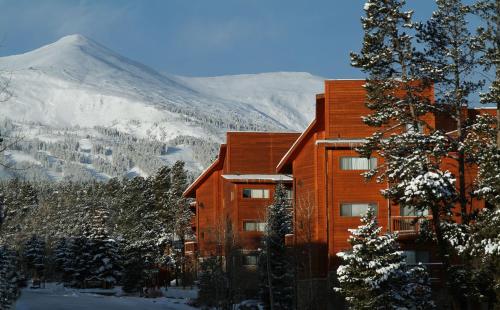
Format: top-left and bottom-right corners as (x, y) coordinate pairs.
(14, 283), (197, 310)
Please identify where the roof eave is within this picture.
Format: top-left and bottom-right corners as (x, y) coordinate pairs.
(276, 118), (317, 173)
(182, 144), (226, 198)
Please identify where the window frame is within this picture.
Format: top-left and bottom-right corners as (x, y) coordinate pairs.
(242, 255), (259, 266)
(340, 202), (378, 217)
(243, 220), (266, 232)
(339, 156), (377, 171)
(400, 205), (429, 217)
(242, 188), (270, 199)
(403, 250), (430, 265)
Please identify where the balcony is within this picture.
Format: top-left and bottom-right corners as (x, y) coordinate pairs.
(391, 216), (431, 237)
(184, 241), (197, 255)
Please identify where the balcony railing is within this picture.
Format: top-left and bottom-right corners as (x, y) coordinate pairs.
(391, 216), (431, 236)
(184, 241), (197, 254)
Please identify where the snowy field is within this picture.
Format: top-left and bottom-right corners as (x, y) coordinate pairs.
(14, 283), (197, 310)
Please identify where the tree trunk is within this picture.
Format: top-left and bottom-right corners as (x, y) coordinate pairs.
(266, 242), (275, 310)
(431, 207), (457, 310)
(496, 0), (500, 151)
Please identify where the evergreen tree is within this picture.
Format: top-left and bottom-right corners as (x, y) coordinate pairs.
(197, 256), (228, 308)
(168, 161), (193, 286)
(0, 179), (39, 246)
(474, 0), (500, 149)
(351, 1), (471, 307)
(335, 207), (433, 309)
(54, 238), (71, 283)
(0, 245), (19, 309)
(65, 236), (92, 288)
(457, 207), (500, 306)
(418, 0), (483, 223)
(121, 242), (145, 293)
(260, 183), (294, 310)
(85, 195), (121, 287)
(22, 235), (46, 280)
(117, 177), (161, 290)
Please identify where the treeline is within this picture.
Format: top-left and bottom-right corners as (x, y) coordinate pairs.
(0, 161), (193, 308)
(0, 119), (219, 182)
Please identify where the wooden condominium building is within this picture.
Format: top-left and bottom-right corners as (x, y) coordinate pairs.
(184, 79), (494, 307)
(277, 80), (494, 309)
(183, 131), (299, 296)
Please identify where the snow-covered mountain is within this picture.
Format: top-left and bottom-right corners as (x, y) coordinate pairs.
(0, 34), (324, 181)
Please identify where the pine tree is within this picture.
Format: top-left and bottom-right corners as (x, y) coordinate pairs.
(417, 0), (483, 224)
(454, 207), (500, 307)
(117, 177), (161, 290)
(0, 179), (39, 246)
(260, 183), (294, 310)
(335, 207), (433, 309)
(473, 0), (500, 149)
(65, 236), (92, 288)
(54, 238), (71, 284)
(0, 245), (19, 309)
(197, 256), (228, 308)
(168, 161), (193, 286)
(352, 1), (470, 307)
(85, 195), (121, 288)
(22, 234), (46, 280)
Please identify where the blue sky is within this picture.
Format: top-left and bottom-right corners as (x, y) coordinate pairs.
(0, 0), (436, 78)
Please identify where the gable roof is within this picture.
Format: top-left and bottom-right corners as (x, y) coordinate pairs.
(276, 94), (325, 173)
(183, 144), (227, 198)
(276, 119), (317, 173)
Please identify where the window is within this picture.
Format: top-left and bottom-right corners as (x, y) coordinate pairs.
(405, 123), (424, 133)
(243, 188), (270, 199)
(400, 205), (429, 217)
(243, 221), (266, 232)
(340, 157), (377, 170)
(404, 250), (430, 265)
(340, 203), (377, 216)
(285, 189), (293, 200)
(242, 255), (258, 266)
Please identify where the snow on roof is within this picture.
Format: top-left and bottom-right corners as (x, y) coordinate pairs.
(222, 174), (293, 182)
(315, 138), (368, 145)
(324, 78), (365, 81)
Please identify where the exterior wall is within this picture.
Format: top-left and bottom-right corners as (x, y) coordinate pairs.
(194, 169), (222, 257)
(291, 96), (328, 280)
(327, 149), (388, 267)
(187, 132), (300, 262)
(225, 132), (300, 174)
(234, 183), (275, 251)
(283, 80), (488, 310)
(325, 80), (374, 139)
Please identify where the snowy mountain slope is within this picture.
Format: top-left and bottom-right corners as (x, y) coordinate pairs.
(0, 34), (324, 180)
(173, 72), (324, 131)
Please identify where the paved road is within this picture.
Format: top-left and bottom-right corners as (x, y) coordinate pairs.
(14, 289), (191, 310)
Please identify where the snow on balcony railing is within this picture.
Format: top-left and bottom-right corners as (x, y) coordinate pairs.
(391, 216), (431, 235)
(184, 241), (197, 254)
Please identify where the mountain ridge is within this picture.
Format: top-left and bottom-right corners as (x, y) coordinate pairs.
(0, 34), (324, 181)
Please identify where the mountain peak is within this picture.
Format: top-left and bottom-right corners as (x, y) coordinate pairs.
(53, 34), (92, 47)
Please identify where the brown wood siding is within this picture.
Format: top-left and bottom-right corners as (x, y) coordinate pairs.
(195, 169), (222, 257)
(225, 132), (300, 174)
(234, 183), (275, 250)
(325, 80), (375, 139)
(327, 149), (388, 266)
